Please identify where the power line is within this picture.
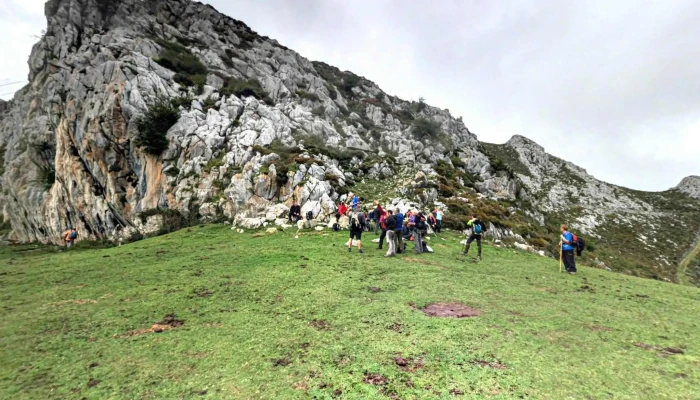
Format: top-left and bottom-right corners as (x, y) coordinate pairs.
(0, 81), (25, 88)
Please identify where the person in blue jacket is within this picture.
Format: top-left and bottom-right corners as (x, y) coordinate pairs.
(560, 224), (577, 275)
(394, 209), (405, 254)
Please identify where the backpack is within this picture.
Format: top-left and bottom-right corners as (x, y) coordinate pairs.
(415, 217), (426, 230)
(473, 221), (483, 235)
(575, 235), (585, 256)
(332, 223), (340, 232)
(69, 231), (78, 240)
(350, 213), (362, 230)
(306, 211), (313, 220)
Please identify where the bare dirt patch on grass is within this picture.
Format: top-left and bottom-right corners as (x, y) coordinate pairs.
(310, 319), (332, 330)
(470, 360), (508, 369)
(393, 355), (424, 372)
(114, 313), (184, 338)
(363, 372), (387, 385)
(634, 342), (685, 357)
(421, 302), (481, 318)
(48, 299), (97, 306)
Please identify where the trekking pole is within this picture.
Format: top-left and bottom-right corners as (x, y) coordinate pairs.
(559, 243), (563, 273)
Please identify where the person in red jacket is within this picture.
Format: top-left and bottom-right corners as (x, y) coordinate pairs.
(372, 200), (386, 235)
(337, 202), (347, 220)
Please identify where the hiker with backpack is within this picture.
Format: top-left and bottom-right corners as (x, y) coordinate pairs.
(560, 224), (577, 274)
(64, 227), (78, 248)
(373, 201), (386, 235)
(409, 210), (426, 254)
(394, 208), (405, 254)
(377, 211), (389, 250)
(435, 208), (443, 233)
(463, 214), (486, 260)
(384, 210), (397, 257)
(350, 193), (360, 210)
(347, 208), (366, 254)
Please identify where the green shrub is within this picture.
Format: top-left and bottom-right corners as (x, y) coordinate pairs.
(135, 99), (180, 155)
(325, 172), (340, 184)
(374, 92), (385, 101)
(138, 207), (200, 236)
(326, 84), (338, 100)
(411, 117), (441, 141)
(311, 106), (325, 117)
(170, 95), (193, 110)
(220, 76), (272, 104)
(0, 216), (10, 236)
(205, 156), (225, 172)
(526, 237), (550, 248)
(0, 144), (6, 176)
(342, 75), (360, 95)
(438, 184), (455, 198)
(394, 109), (414, 125)
(202, 96), (218, 112)
(296, 90), (320, 102)
(414, 96), (427, 113)
(37, 166), (56, 190)
(153, 39), (208, 88)
(450, 156), (465, 168)
(28, 141), (56, 190)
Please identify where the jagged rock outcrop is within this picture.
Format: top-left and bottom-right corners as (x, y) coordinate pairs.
(676, 176), (700, 199)
(0, 0), (489, 244)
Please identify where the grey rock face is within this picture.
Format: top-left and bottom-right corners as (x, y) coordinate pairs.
(676, 176), (700, 199)
(0, 0), (489, 243)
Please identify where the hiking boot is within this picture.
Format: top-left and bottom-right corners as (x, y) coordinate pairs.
(568, 271), (576, 275)
(359, 249), (364, 254)
(347, 247), (352, 253)
(377, 246), (382, 250)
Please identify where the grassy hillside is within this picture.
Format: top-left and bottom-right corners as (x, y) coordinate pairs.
(1, 226), (699, 399)
(478, 142), (700, 286)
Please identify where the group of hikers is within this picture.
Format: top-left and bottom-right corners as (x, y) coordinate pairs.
(322, 194), (491, 261)
(295, 193), (579, 273)
(60, 193), (579, 273)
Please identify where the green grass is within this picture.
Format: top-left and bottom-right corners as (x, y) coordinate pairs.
(1, 226), (699, 399)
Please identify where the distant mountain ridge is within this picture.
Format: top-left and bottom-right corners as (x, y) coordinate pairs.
(1, 0), (699, 285)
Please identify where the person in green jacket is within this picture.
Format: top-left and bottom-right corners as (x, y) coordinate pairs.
(463, 214), (486, 260)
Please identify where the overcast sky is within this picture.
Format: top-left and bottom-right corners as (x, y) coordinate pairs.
(2, 0), (699, 191)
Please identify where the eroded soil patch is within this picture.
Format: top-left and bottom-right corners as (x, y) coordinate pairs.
(368, 287), (382, 293)
(421, 302), (481, 318)
(363, 373), (387, 385)
(310, 319), (332, 330)
(634, 343), (685, 357)
(272, 357), (292, 367)
(114, 314), (184, 338)
(48, 299), (97, 307)
(470, 359), (507, 369)
(394, 355), (424, 372)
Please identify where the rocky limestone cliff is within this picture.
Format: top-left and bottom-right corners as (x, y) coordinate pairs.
(676, 176), (700, 200)
(0, 0), (492, 243)
(1, 0), (699, 285)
